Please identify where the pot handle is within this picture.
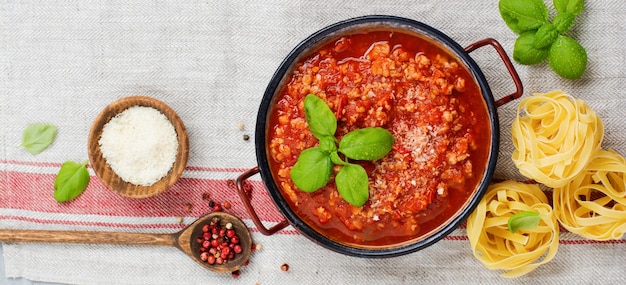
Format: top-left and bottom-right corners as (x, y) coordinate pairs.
(236, 166), (290, 235)
(464, 38), (523, 107)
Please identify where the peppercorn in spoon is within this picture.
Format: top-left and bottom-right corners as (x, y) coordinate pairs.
(0, 212), (252, 273)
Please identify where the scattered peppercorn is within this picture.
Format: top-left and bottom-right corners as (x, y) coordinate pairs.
(242, 181), (253, 198)
(213, 203), (223, 212)
(223, 201), (232, 209)
(184, 203), (193, 212)
(231, 270), (241, 278)
(208, 200), (215, 208)
(176, 216), (183, 224)
(202, 193), (210, 200)
(243, 134), (250, 141)
(281, 263), (290, 271)
(243, 181), (253, 192)
(226, 179), (236, 189)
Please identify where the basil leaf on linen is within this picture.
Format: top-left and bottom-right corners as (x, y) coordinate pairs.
(290, 147), (333, 192)
(548, 35), (587, 80)
(338, 127), (394, 160)
(20, 123), (57, 155)
(553, 0), (584, 15)
(507, 211), (541, 233)
(513, 32), (549, 65)
(54, 160), (90, 202)
(533, 23), (558, 49)
(498, 0), (549, 34)
(304, 94), (337, 139)
(553, 12), (576, 33)
(335, 163), (369, 207)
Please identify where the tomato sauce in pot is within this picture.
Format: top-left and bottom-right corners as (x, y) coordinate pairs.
(267, 30), (490, 247)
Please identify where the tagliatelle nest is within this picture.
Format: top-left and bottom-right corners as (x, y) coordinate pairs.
(466, 181), (559, 278)
(553, 149), (626, 240)
(511, 90), (604, 188)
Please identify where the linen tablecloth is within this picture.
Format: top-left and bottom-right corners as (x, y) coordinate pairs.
(1, 0), (624, 284)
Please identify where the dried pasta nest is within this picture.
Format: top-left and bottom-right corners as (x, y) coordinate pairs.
(553, 149), (626, 240)
(511, 90), (604, 188)
(466, 181), (559, 278)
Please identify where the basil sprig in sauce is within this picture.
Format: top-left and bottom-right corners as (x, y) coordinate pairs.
(290, 94), (394, 207)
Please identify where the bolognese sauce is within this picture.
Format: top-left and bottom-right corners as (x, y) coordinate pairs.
(267, 30), (490, 247)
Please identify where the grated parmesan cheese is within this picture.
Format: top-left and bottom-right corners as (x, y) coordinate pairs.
(99, 106), (178, 186)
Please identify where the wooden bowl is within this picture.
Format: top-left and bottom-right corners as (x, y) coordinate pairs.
(88, 96), (189, 198)
(184, 212), (253, 272)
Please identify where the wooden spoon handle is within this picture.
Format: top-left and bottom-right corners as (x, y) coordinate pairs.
(0, 229), (175, 246)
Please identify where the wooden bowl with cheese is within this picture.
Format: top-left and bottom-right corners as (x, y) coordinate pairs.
(88, 96), (189, 198)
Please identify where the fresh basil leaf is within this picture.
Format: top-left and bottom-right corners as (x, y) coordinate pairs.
(54, 160), (90, 202)
(548, 35), (587, 79)
(507, 211), (541, 233)
(553, 12), (576, 33)
(330, 151), (347, 165)
(513, 31), (550, 65)
(554, 0), (584, 15)
(21, 123), (57, 155)
(335, 163), (369, 207)
(304, 94), (337, 139)
(339, 127), (394, 161)
(290, 147), (332, 192)
(319, 136), (337, 153)
(533, 23), (558, 49)
(499, 0), (549, 34)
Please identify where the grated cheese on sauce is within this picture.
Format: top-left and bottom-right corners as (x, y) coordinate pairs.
(99, 106), (178, 186)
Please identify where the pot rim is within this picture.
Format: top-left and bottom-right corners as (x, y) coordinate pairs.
(255, 15), (500, 258)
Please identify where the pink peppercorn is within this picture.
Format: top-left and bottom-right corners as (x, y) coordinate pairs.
(231, 236), (240, 244)
(208, 255), (216, 265)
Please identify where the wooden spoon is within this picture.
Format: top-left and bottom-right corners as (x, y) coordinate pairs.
(0, 212), (251, 273)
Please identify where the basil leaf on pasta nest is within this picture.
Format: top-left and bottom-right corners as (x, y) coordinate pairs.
(335, 163), (369, 207)
(304, 94), (337, 139)
(507, 211), (541, 233)
(21, 123), (57, 155)
(290, 147), (332, 192)
(54, 160), (90, 202)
